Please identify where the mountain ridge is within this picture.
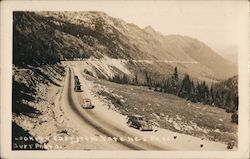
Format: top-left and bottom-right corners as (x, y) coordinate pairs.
(13, 11), (237, 81)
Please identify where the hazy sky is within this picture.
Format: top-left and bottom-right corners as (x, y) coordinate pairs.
(61, 0), (244, 56)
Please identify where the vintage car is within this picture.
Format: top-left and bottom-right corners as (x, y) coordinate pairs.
(74, 82), (82, 92)
(74, 76), (83, 92)
(126, 115), (153, 131)
(82, 98), (94, 109)
(74, 76), (79, 80)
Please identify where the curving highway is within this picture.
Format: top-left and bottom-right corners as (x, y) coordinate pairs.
(62, 67), (169, 150)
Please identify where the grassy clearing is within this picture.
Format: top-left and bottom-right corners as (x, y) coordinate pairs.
(91, 77), (237, 145)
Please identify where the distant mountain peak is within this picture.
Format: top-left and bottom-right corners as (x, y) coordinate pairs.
(144, 25), (154, 31)
(144, 25), (159, 35)
(144, 25), (167, 39)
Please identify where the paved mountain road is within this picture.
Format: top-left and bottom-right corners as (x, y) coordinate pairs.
(62, 67), (169, 150)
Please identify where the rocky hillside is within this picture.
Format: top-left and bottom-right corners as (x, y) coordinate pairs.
(212, 75), (238, 111)
(12, 64), (65, 150)
(13, 11), (237, 81)
(214, 75), (238, 93)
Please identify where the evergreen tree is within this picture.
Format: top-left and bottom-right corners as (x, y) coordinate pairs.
(144, 71), (151, 86)
(225, 92), (233, 111)
(171, 67), (179, 94)
(234, 96), (238, 110)
(178, 74), (192, 99)
(173, 67), (179, 81)
(209, 84), (215, 105)
(214, 91), (221, 106)
(189, 80), (196, 101)
(134, 72), (138, 84)
(164, 77), (171, 93)
(203, 81), (210, 104)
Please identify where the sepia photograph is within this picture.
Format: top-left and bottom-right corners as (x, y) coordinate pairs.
(1, 0), (249, 159)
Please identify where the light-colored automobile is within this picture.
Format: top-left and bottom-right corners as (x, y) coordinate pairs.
(127, 115), (153, 131)
(82, 98), (94, 109)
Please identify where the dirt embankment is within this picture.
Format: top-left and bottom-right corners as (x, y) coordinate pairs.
(12, 64), (66, 150)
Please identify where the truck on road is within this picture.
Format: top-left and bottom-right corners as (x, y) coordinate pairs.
(74, 75), (83, 92)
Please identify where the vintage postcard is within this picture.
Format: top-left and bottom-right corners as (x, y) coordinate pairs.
(1, 0), (249, 158)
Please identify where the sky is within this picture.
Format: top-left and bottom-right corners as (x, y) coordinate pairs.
(59, 0), (246, 57)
